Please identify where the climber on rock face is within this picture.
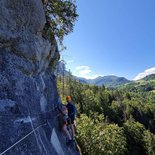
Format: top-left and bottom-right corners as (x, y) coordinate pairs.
(61, 105), (73, 145)
(66, 96), (77, 139)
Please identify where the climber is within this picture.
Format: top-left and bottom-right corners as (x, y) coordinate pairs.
(60, 105), (73, 145)
(66, 96), (77, 140)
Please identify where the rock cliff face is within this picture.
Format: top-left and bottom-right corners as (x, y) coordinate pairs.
(0, 1), (79, 155)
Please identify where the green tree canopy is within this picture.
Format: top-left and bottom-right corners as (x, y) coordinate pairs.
(43, 0), (78, 47)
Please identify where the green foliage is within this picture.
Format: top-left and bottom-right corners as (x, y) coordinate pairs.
(123, 120), (155, 155)
(120, 78), (155, 94)
(57, 71), (155, 154)
(76, 114), (127, 155)
(143, 130), (155, 155)
(46, 2), (155, 154)
(123, 120), (146, 154)
(43, 0), (78, 47)
(142, 74), (155, 81)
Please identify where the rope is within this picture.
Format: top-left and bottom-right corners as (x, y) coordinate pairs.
(0, 111), (62, 155)
(0, 113), (79, 155)
(0, 123), (47, 155)
(0, 103), (70, 155)
(0, 104), (62, 155)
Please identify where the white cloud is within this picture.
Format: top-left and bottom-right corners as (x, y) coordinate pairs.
(74, 65), (102, 79)
(133, 67), (155, 81)
(76, 66), (91, 75)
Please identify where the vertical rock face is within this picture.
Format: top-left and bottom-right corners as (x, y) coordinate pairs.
(0, 1), (79, 155)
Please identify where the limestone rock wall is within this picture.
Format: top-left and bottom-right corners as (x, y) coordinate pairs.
(0, 1), (79, 155)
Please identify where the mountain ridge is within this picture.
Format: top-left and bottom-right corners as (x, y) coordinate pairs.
(77, 75), (131, 87)
(140, 74), (155, 81)
(56, 61), (155, 87)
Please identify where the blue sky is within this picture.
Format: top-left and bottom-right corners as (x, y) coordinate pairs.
(62, 0), (155, 80)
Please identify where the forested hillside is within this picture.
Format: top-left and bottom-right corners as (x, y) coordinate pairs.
(57, 73), (155, 155)
(120, 74), (155, 94)
(85, 75), (130, 87)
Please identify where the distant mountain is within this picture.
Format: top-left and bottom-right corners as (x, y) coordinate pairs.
(75, 77), (88, 83)
(77, 74), (155, 88)
(56, 61), (155, 89)
(141, 74), (155, 81)
(55, 62), (131, 87)
(87, 75), (130, 87)
(120, 74), (155, 92)
(74, 75), (130, 87)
